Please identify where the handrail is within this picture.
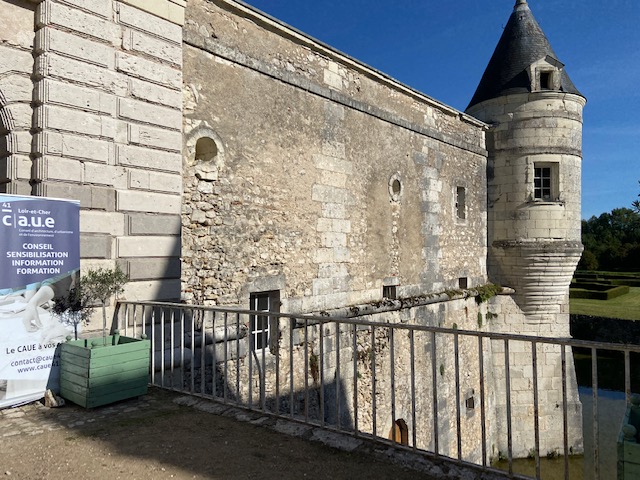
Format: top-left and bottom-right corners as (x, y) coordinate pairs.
(114, 300), (639, 480)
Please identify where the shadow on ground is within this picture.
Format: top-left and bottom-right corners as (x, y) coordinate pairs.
(1, 387), (444, 480)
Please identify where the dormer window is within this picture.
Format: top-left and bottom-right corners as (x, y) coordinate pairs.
(535, 68), (558, 91)
(528, 56), (564, 92)
(540, 71), (552, 90)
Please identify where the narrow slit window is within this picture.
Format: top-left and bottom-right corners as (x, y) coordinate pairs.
(456, 186), (466, 220)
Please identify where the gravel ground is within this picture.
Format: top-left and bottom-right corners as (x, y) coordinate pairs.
(0, 388), (441, 480)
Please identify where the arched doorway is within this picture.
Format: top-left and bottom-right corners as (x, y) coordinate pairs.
(388, 418), (409, 446)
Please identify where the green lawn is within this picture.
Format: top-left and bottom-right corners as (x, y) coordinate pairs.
(570, 287), (640, 320)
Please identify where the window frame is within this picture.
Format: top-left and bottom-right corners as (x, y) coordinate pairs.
(532, 162), (559, 202)
(382, 285), (397, 300)
(249, 290), (280, 353)
(455, 185), (467, 222)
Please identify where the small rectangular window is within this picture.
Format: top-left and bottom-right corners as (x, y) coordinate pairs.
(250, 291), (279, 351)
(534, 166), (552, 200)
(458, 277), (468, 289)
(383, 285), (397, 300)
(456, 186), (466, 220)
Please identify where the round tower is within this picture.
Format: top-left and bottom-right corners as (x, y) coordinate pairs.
(466, 0), (586, 330)
(466, 0), (586, 458)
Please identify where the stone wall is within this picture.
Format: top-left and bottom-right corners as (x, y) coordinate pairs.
(0, 0), (186, 306)
(190, 295), (499, 465)
(0, 0), (36, 195)
(181, 0), (488, 312)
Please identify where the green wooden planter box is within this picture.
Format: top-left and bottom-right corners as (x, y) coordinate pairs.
(618, 397), (640, 480)
(59, 333), (151, 408)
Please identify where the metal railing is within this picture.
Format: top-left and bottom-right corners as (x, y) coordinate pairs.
(114, 301), (640, 480)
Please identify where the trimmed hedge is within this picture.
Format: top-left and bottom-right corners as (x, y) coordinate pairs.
(570, 284), (630, 300)
(610, 279), (640, 287)
(572, 271), (637, 299)
(572, 282), (616, 291)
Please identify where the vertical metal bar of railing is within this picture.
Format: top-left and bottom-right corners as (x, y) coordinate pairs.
(275, 316), (280, 414)
(335, 320), (341, 430)
(118, 303), (126, 336)
(390, 327), (396, 446)
(410, 329), (417, 451)
(261, 315), (266, 411)
(223, 312), (228, 403)
(130, 303), (136, 338)
(531, 341), (541, 479)
(150, 305), (156, 386)
(199, 309), (206, 396)
(320, 320), (325, 427)
(214, 311), (220, 399)
(248, 313), (253, 409)
(352, 323), (359, 437)
(180, 308), (185, 392)
(135, 303), (140, 338)
(160, 307), (166, 388)
(478, 336), (487, 467)
(170, 307), (176, 390)
(235, 312), (240, 402)
(454, 331), (461, 461)
(318, 322), (325, 427)
(289, 317), (294, 418)
(431, 331), (439, 457)
(504, 339), (513, 476)
(304, 318), (309, 423)
(625, 349), (631, 403)
(140, 304), (145, 334)
(371, 325), (377, 438)
(561, 344), (569, 480)
(186, 309), (193, 393)
(592, 347), (599, 480)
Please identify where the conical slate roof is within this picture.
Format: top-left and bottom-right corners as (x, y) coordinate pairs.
(466, 0), (582, 110)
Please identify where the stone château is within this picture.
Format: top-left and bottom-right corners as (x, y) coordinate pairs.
(0, 0), (585, 462)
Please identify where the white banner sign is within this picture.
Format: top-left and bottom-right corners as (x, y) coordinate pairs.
(0, 194), (80, 409)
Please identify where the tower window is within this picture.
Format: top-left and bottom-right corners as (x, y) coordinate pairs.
(456, 186), (466, 220)
(250, 290), (279, 351)
(540, 71), (552, 90)
(534, 166), (552, 200)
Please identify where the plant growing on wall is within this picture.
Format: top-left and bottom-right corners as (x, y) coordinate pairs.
(474, 284), (503, 304)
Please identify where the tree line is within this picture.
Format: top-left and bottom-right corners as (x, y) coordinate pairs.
(579, 182), (640, 271)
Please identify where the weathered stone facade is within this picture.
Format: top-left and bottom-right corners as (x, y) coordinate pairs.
(1, 0), (586, 465)
(181, 0), (487, 312)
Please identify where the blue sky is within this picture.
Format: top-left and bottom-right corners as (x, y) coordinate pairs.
(242, 0), (639, 220)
